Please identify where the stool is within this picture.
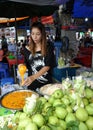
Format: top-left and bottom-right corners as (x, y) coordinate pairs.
(1, 77), (14, 86)
(0, 68), (7, 79)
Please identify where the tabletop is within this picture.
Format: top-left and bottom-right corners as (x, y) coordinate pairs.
(6, 56), (24, 68)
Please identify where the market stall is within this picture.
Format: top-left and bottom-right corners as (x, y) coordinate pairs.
(0, 75), (93, 129)
(6, 56), (24, 68)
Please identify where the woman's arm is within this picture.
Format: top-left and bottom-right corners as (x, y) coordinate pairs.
(22, 66), (50, 87)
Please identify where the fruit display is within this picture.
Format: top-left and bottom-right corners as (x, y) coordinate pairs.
(39, 83), (63, 96)
(1, 76), (93, 130)
(80, 71), (93, 78)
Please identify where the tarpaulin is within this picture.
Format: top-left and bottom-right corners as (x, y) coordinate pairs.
(73, 0), (93, 18)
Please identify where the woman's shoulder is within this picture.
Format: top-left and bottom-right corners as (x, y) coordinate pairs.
(23, 45), (30, 52)
(26, 45), (30, 50)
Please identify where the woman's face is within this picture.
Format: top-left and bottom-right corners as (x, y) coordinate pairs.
(31, 27), (42, 44)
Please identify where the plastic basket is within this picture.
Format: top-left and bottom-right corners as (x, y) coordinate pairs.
(1, 77), (14, 86)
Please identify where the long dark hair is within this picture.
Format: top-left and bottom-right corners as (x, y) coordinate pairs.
(29, 22), (47, 56)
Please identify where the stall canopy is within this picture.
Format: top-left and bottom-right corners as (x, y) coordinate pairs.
(0, 16), (29, 24)
(32, 16), (54, 25)
(0, 0), (71, 18)
(72, 0), (93, 18)
(0, 0), (58, 18)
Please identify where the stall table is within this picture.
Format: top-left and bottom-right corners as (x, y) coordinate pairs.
(52, 64), (81, 82)
(6, 56), (24, 68)
(74, 55), (92, 68)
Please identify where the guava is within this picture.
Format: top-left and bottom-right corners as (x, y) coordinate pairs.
(55, 107), (67, 119)
(83, 98), (89, 106)
(38, 97), (47, 105)
(86, 117), (93, 130)
(61, 97), (70, 106)
(48, 116), (59, 125)
(40, 125), (51, 130)
(79, 122), (88, 130)
(19, 112), (27, 120)
(25, 122), (38, 130)
(32, 114), (45, 128)
(76, 107), (88, 121)
(85, 88), (93, 99)
(52, 89), (63, 99)
(18, 117), (32, 129)
(65, 113), (76, 123)
(59, 120), (66, 130)
(66, 106), (73, 113)
(89, 97), (93, 103)
(48, 96), (56, 104)
(90, 103), (93, 107)
(86, 104), (93, 115)
(56, 126), (64, 130)
(43, 102), (52, 112)
(53, 99), (62, 107)
(12, 111), (22, 123)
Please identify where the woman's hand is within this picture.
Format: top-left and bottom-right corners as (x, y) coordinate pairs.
(22, 76), (35, 87)
(21, 66), (50, 87)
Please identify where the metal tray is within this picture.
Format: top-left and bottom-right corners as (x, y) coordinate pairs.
(0, 89), (39, 110)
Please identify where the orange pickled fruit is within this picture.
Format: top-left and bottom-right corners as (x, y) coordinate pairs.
(18, 64), (27, 85)
(18, 64), (27, 75)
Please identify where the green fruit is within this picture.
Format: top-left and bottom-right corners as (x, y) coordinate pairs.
(43, 102), (51, 112)
(18, 118), (32, 129)
(53, 89), (63, 99)
(85, 88), (93, 99)
(76, 107), (88, 121)
(53, 99), (62, 107)
(40, 125), (51, 130)
(19, 112), (27, 120)
(86, 117), (93, 130)
(48, 116), (59, 125)
(38, 97), (47, 105)
(62, 97), (70, 106)
(66, 106), (73, 113)
(12, 111), (22, 123)
(59, 120), (66, 130)
(25, 122), (38, 130)
(65, 113), (76, 123)
(57, 126), (64, 130)
(79, 122), (88, 130)
(32, 114), (45, 128)
(55, 107), (67, 119)
(48, 96), (56, 104)
(90, 103), (93, 107)
(89, 97), (93, 103)
(83, 98), (89, 106)
(86, 104), (93, 115)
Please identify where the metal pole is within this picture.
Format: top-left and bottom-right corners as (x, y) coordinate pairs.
(91, 50), (93, 68)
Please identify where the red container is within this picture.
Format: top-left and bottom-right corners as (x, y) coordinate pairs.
(61, 25), (69, 30)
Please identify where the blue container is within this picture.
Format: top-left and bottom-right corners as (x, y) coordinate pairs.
(66, 68), (76, 79)
(52, 67), (76, 82)
(1, 77), (14, 86)
(52, 67), (67, 82)
(0, 63), (10, 78)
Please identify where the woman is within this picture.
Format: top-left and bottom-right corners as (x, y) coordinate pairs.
(22, 22), (56, 90)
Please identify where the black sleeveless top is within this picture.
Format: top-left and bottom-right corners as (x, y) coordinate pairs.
(23, 44), (56, 90)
